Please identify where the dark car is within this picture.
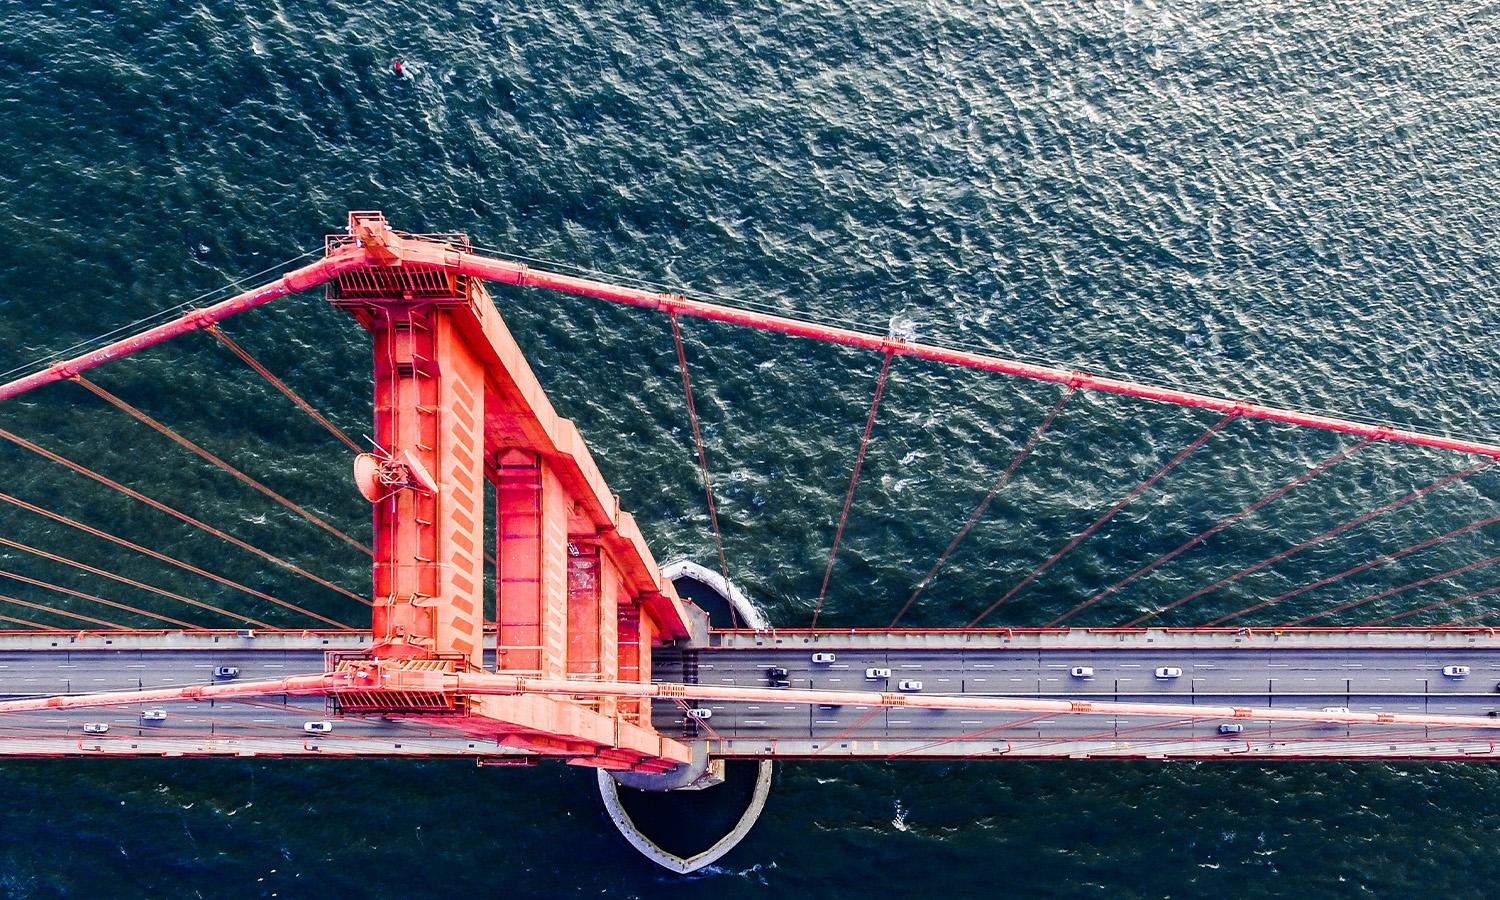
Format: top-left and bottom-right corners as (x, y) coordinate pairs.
(767, 666), (790, 688)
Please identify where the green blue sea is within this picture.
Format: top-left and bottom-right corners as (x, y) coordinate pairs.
(2, 0), (1499, 895)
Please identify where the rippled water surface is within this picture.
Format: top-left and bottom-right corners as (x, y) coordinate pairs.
(2, 0), (1499, 896)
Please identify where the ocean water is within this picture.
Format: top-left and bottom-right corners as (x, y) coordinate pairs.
(1, 0), (1499, 895)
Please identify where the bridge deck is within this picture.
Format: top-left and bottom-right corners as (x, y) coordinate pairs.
(0, 632), (524, 760)
(655, 629), (1500, 760)
(0, 630), (1497, 761)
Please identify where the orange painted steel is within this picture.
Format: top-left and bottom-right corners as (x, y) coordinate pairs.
(894, 386), (1074, 627)
(969, 412), (1237, 627)
(73, 375), (371, 555)
(5, 667), (1500, 736)
(0, 491), (276, 629)
(205, 325), (364, 454)
(0, 534), (249, 625)
(1051, 437), (1374, 627)
(0, 592), (123, 629)
(812, 350), (894, 627)
(0, 427), (364, 621)
(0, 565), (198, 629)
(436, 252), (1500, 459)
(327, 213), (698, 768)
(1126, 458), (1493, 627)
(0, 250), (365, 404)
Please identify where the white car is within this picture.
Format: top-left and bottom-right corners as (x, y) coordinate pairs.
(1442, 665), (1471, 678)
(1218, 723), (1244, 735)
(1070, 666), (1094, 679)
(1154, 667), (1183, 679)
(303, 720), (333, 734)
(213, 666), (240, 679)
(686, 708), (712, 720)
(140, 709), (167, 722)
(811, 652), (836, 664)
(865, 667), (892, 679)
(82, 723), (109, 734)
(898, 680), (924, 692)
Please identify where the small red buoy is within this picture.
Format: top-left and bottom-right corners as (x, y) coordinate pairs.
(393, 60), (404, 75)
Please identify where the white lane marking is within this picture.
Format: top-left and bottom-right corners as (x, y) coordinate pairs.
(57, 665), (76, 669)
(125, 665), (145, 669)
(961, 721), (983, 725)
(1269, 664), (1289, 668)
(889, 720), (910, 724)
(264, 664), (284, 669)
(901, 664), (923, 669)
(744, 720), (767, 726)
(1120, 664), (1141, 668)
(972, 664), (994, 669)
(828, 678), (841, 683)
(815, 719), (837, 725)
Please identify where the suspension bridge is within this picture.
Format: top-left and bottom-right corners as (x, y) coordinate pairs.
(2, 213), (1499, 847)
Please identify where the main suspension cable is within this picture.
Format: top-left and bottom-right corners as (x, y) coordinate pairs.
(205, 325), (363, 454)
(892, 386), (1075, 627)
(73, 375), (370, 555)
(0, 427), (368, 610)
(812, 350), (895, 627)
(968, 412), (1238, 627)
(0, 490), (328, 629)
(1049, 437), (1374, 627)
(1206, 509), (1500, 626)
(1125, 458), (1494, 627)
(0, 533), (260, 627)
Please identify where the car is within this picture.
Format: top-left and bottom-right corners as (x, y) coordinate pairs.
(1442, 665), (1471, 678)
(303, 720), (333, 734)
(811, 652), (836, 664)
(140, 709), (167, 722)
(1070, 666), (1094, 678)
(82, 723), (109, 734)
(1218, 723), (1244, 735)
(685, 708), (712, 720)
(767, 666), (790, 688)
(898, 680), (924, 692)
(213, 665), (240, 679)
(1154, 667), (1183, 679)
(865, 667), (892, 679)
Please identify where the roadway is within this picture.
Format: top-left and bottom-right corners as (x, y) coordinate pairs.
(0, 634), (524, 759)
(653, 631), (1500, 759)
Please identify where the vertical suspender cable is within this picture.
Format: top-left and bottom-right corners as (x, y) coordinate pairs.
(968, 412), (1237, 628)
(1439, 587), (1500, 625)
(669, 314), (735, 623)
(1282, 552), (1500, 625)
(0, 533), (262, 627)
(0, 427), (365, 619)
(0, 567), (198, 629)
(1047, 437), (1374, 627)
(73, 376), (371, 555)
(206, 325), (363, 454)
(1206, 509), (1500, 625)
(891, 386), (1075, 627)
(811, 350), (895, 627)
(1125, 458), (1494, 627)
(0, 592), (123, 630)
(0, 489), (333, 629)
(1374, 583), (1500, 626)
